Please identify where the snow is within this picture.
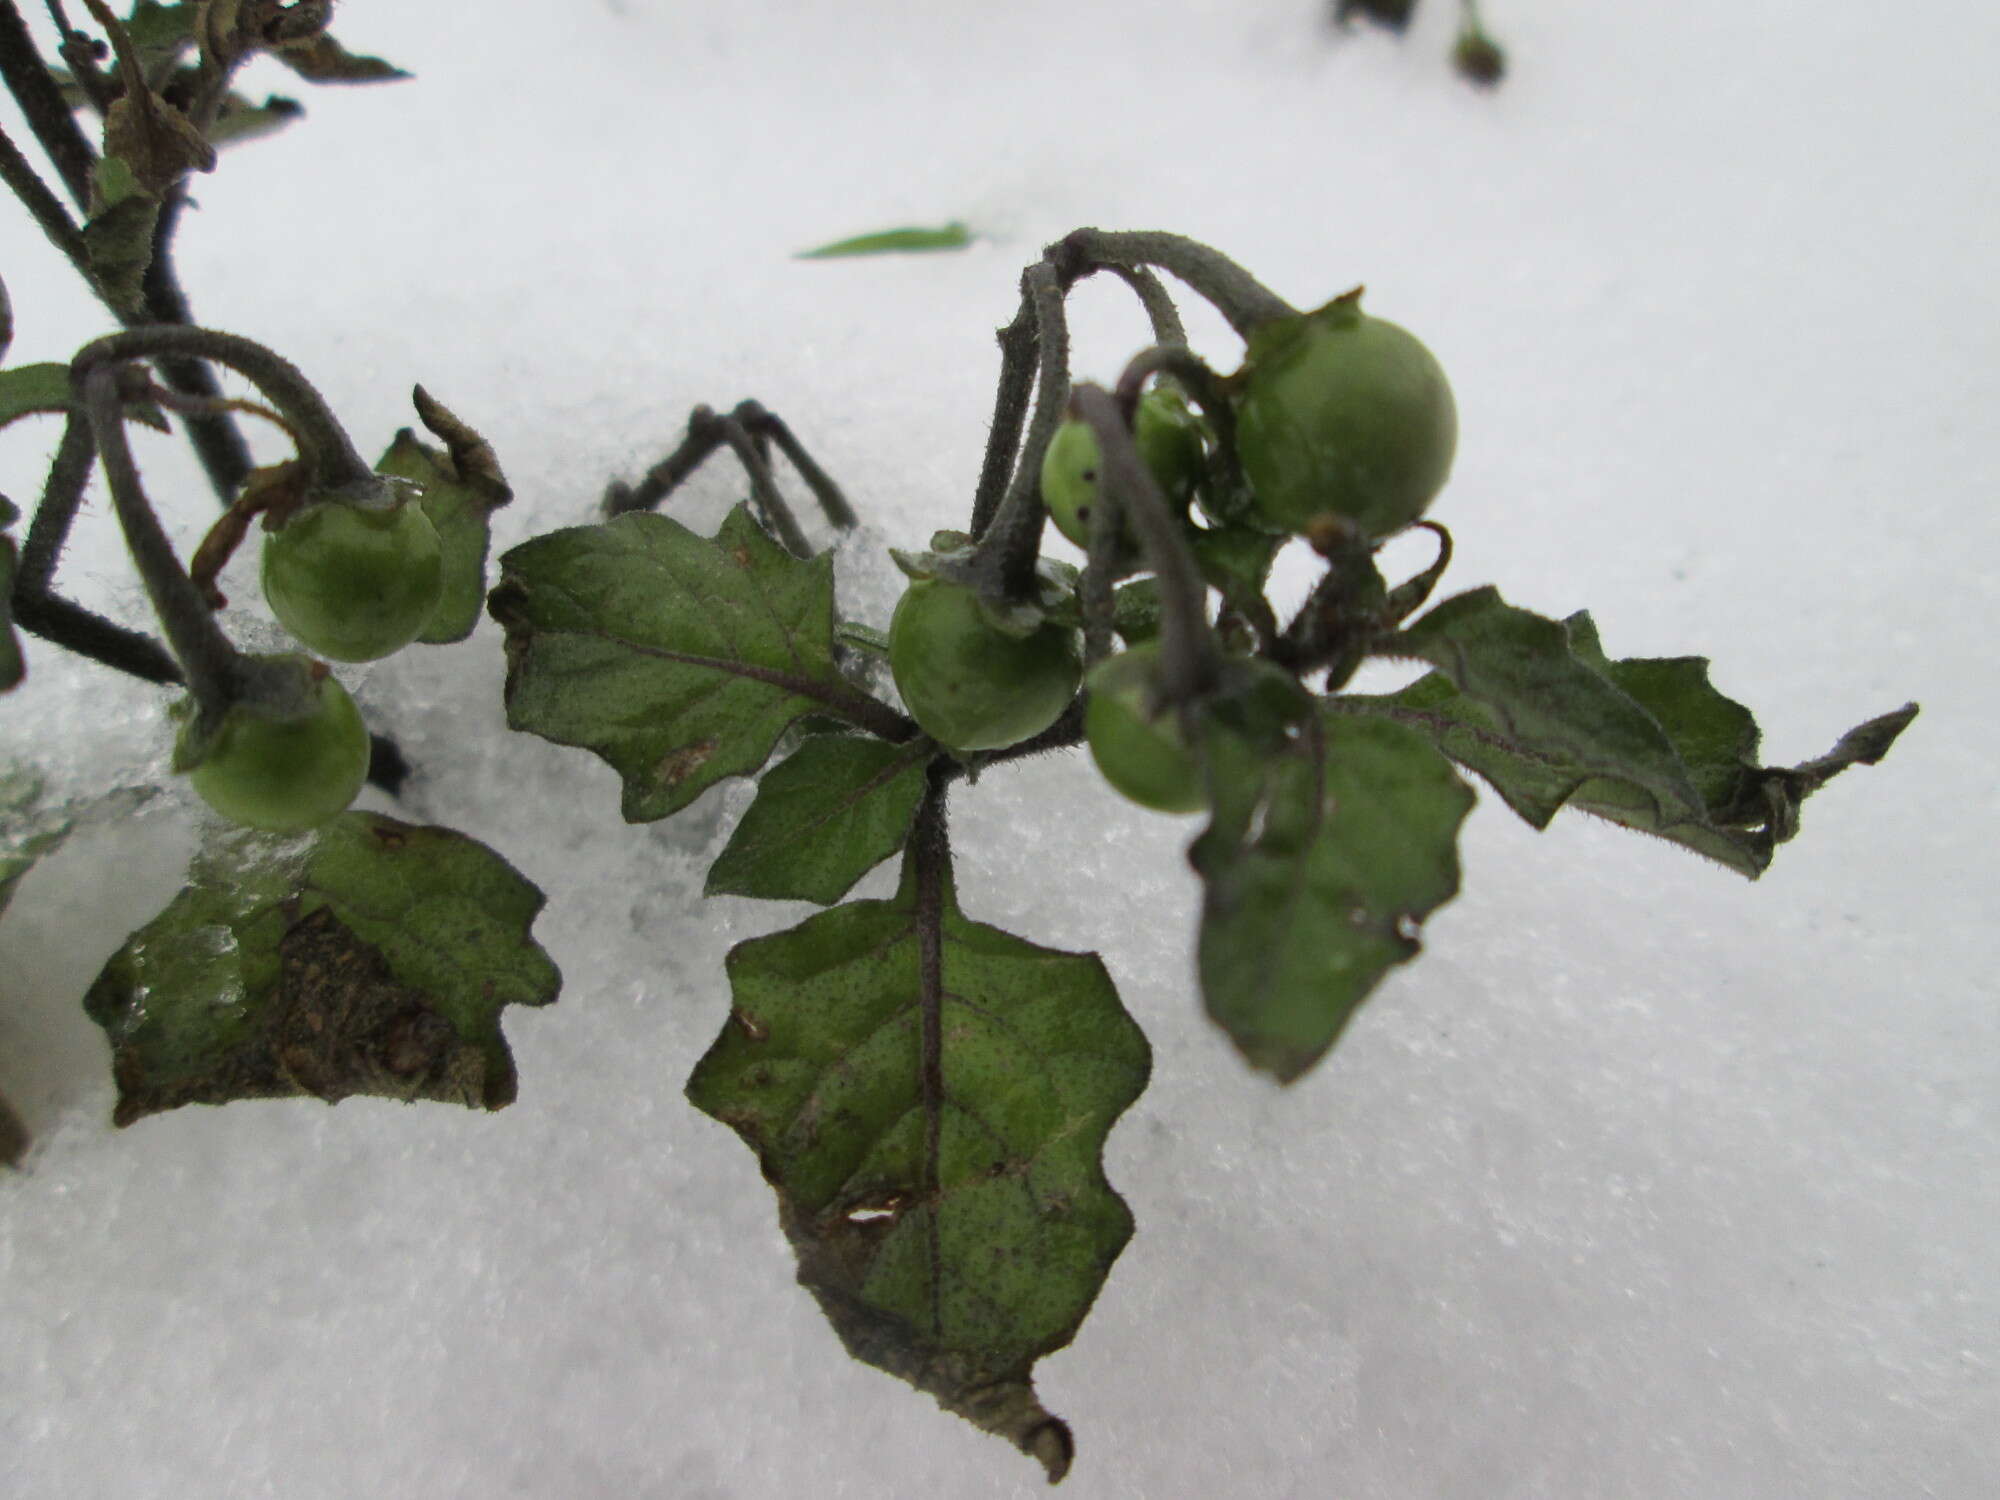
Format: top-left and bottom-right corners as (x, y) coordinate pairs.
(2, 1), (1995, 1495)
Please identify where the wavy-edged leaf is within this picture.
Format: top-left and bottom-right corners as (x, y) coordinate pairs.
(1355, 584), (1719, 836)
(83, 812), (559, 1127)
(83, 156), (159, 318)
(688, 813), (1150, 1480)
(1350, 591), (1915, 877)
(1191, 711), (1474, 1083)
(489, 503), (906, 821)
(706, 732), (932, 903)
(797, 221), (972, 258)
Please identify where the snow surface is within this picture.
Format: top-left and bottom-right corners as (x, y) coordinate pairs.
(2, 1), (1995, 1495)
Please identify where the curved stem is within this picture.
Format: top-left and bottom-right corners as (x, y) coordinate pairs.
(1055, 228), (1295, 338)
(1104, 263), (1187, 346)
(1071, 384), (1218, 702)
(73, 328), (373, 488)
(16, 410), (94, 600)
(967, 291), (1041, 539)
(79, 365), (240, 717)
(967, 261), (1069, 597)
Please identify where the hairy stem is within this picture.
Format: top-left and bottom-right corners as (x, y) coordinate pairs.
(137, 194), (254, 500)
(74, 328), (372, 487)
(967, 261), (1069, 597)
(15, 410), (93, 600)
(79, 365), (239, 715)
(11, 590), (183, 683)
(1105, 263), (1188, 346)
(1055, 228), (1295, 338)
(967, 292), (1041, 539)
(0, 0), (94, 208)
(716, 417), (813, 559)
(0, 121), (94, 279)
(742, 402), (858, 531)
(1072, 383), (1219, 702)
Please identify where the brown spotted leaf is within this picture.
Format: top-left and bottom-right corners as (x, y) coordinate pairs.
(688, 805), (1150, 1480)
(83, 812), (559, 1126)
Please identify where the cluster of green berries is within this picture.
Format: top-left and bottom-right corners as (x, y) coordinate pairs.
(178, 484), (443, 833)
(888, 293), (1457, 810)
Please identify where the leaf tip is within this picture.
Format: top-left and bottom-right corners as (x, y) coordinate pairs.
(1027, 1414), (1075, 1483)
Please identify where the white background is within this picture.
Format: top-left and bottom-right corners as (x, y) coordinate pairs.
(2, 2), (1994, 1495)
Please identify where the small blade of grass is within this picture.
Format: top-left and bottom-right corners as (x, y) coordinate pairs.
(796, 221), (972, 259)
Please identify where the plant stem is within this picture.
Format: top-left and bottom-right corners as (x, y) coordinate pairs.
(1055, 228), (1295, 338)
(137, 193), (254, 500)
(716, 417), (813, 559)
(966, 290), (1041, 540)
(10, 590), (183, 683)
(0, 0), (94, 209)
(739, 401), (858, 530)
(78, 364), (238, 716)
(45, 0), (116, 117)
(1105, 264), (1187, 346)
(0, 120), (94, 274)
(945, 700), (1087, 781)
(966, 260), (1069, 596)
(1071, 383), (1219, 702)
(15, 410), (93, 600)
(74, 328), (373, 488)
(0, 2), (256, 502)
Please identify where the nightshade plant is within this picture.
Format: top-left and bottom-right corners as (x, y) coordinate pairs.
(1, 2), (1918, 1486)
(2, 5), (550, 1133)
(488, 227), (1916, 1477)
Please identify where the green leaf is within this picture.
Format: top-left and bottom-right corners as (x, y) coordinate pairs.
(83, 157), (160, 319)
(1191, 711), (1474, 1083)
(835, 620), (891, 658)
(205, 91), (305, 147)
(0, 364), (69, 430)
(1349, 591), (1915, 877)
(83, 812), (560, 1127)
(121, 1), (197, 70)
(1111, 577), (1162, 645)
(0, 362), (167, 433)
(707, 732), (932, 903)
(1363, 583), (1723, 834)
(796, 221), (972, 259)
(489, 504), (905, 822)
(376, 430), (496, 644)
(688, 829), (1149, 1480)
